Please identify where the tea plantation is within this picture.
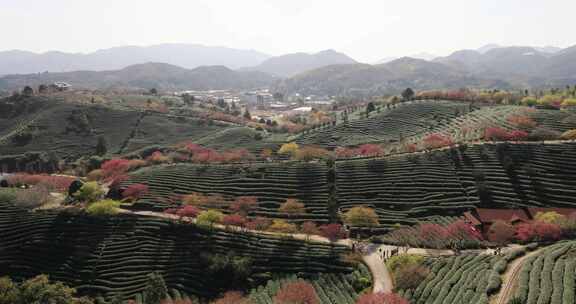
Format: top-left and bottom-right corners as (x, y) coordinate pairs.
(126, 161), (332, 223)
(295, 100), (472, 148)
(337, 141), (576, 229)
(0, 198), (353, 302)
(514, 241), (576, 304)
(398, 250), (523, 304)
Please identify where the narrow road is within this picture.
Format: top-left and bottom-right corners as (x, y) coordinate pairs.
(494, 248), (542, 304)
(362, 244), (394, 293)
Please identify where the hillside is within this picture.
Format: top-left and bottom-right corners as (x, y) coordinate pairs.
(0, 96), (234, 171)
(0, 44), (270, 75)
(276, 58), (505, 96)
(0, 198), (353, 302)
(0, 63), (277, 91)
(276, 45), (576, 96)
(241, 49), (357, 77)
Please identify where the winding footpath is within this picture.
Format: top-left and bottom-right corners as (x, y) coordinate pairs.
(494, 248), (543, 304)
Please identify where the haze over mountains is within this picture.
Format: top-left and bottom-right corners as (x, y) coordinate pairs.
(0, 44), (270, 75)
(1, 43), (575, 95)
(239, 50), (357, 77)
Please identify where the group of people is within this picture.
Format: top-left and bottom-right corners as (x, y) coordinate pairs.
(378, 247), (400, 261)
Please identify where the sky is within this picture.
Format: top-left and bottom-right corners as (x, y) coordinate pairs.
(0, 0), (574, 62)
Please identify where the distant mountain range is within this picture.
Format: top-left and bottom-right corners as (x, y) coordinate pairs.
(276, 45), (576, 96)
(240, 50), (357, 77)
(0, 63), (276, 91)
(0, 44), (270, 75)
(1, 43), (575, 95)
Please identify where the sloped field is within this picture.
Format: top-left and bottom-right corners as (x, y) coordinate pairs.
(336, 142), (576, 229)
(399, 251), (519, 304)
(514, 241), (576, 304)
(295, 100), (472, 148)
(126, 161), (332, 223)
(0, 199), (352, 302)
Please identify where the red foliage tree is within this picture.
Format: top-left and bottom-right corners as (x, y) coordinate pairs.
(101, 159), (131, 180)
(516, 221), (562, 242)
(446, 220), (483, 241)
(335, 147), (357, 158)
(122, 183), (149, 200)
(423, 134), (453, 149)
(222, 214), (247, 227)
(484, 127), (510, 141)
(274, 281), (319, 304)
(507, 130), (529, 141)
(245, 217), (272, 231)
(176, 205), (200, 218)
(418, 223), (448, 242)
(300, 221), (320, 236)
(355, 292), (409, 304)
(229, 196), (259, 216)
(357, 144), (384, 157)
(318, 224), (347, 242)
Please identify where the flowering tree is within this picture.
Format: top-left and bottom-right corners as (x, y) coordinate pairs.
(484, 127), (510, 141)
(335, 147), (358, 158)
(229, 196), (258, 216)
(101, 159), (131, 180)
(355, 292), (409, 304)
(507, 130), (529, 141)
(273, 281), (318, 304)
(343, 206), (379, 227)
(122, 183), (149, 200)
(177, 205), (200, 218)
(319, 224), (347, 242)
(222, 214), (248, 228)
(446, 220), (482, 241)
(423, 134), (453, 149)
(278, 143), (299, 157)
(516, 221), (562, 242)
(267, 220), (298, 233)
(147, 151), (170, 164)
(278, 199), (306, 217)
(357, 144), (384, 157)
(245, 217), (271, 231)
(418, 223), (448, 248)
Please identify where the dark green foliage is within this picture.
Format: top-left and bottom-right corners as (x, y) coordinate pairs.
(0, 199), (353, 302)
(402, 88), (415, 100)
(95, 136), (107, 156)
(142, 272), (168, 304)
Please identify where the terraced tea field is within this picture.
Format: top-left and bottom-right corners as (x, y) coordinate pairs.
(249, 265), (370, 304)
(126, 161), (332, 223)
(295, 100), (473, 148)
(337, 141), (576, 229)
(399, 250), (522, 304)
(514, 241), (576, 304)
(0, 198), (353, 302)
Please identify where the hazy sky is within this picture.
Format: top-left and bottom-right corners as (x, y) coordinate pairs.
(1, 0), (574, 62)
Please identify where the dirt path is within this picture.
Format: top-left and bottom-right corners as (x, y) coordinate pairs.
(123, 209), (351, 246)
(494, 248), (542, 304)
(362, 244), (395, 293)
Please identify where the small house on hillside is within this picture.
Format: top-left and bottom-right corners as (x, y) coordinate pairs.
(464, 208), (531, 234)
